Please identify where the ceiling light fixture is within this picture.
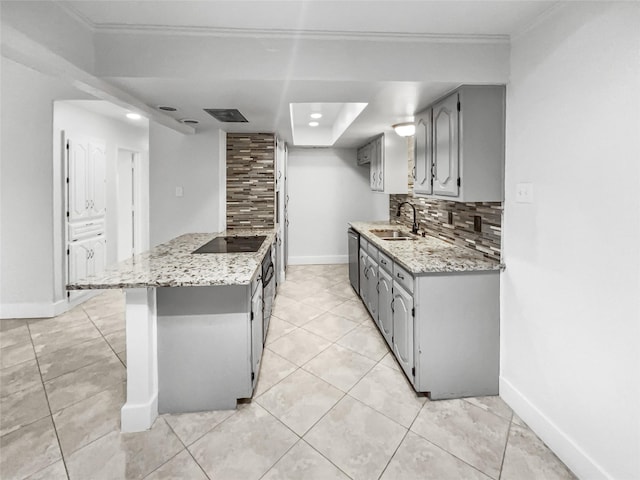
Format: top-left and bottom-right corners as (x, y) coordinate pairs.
(126, 113), (142, 120)
(309, 121), (319, 127)
(392, 122), (415, 137)
(180, 118), (200, 125)
(310, 113), (323, 119)
(157, 105), (178, 112)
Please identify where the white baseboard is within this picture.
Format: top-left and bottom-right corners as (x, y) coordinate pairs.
(121, 394), (158, 433)
(500, 376), (610, 479)
(0, 302), (57, 319)
(288, 255), (348, 265)
(1, 290), (101, 319)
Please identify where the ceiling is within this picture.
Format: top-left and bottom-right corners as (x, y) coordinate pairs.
(52, 0), (557, 147)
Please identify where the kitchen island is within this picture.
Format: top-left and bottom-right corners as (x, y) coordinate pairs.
(68, 230), (276, 432)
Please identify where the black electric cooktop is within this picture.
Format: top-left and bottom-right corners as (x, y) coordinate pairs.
(192, 235), (266, 254)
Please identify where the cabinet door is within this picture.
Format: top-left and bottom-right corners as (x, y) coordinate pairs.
(433, 93), (459, 197)
(378, 268), (393, 347)
(89, 237), (107, 277)
(68, 140), (90, 221)
(414, 111), (433, 195)
(88, 142), (107, 217)
(392, 282), (414, 381)
(68, 240), (90, 283)
(251, 283), (264, 390)
(369, 140), (378, 190)
(367, 257), (379, 323)
(359, 249), (368, 303)
(371, 136), (384, 192)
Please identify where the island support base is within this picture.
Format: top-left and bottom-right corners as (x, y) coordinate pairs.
(121, 288), (159, 432)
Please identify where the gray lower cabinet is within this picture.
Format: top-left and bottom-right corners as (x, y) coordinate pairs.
(392, 281), (414, 381)
(366, 255), (379, 322)
(378, 268), (393, 347)
(156, 268), (268, 413)
(352, 232), (500, 400)
(250, 282), (263, 391)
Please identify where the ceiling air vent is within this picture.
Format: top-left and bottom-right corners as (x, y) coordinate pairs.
(203, 109), (248, 123)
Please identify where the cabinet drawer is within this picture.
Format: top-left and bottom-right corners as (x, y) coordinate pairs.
(378, 252), (392, 274)
(68, 219), (105, 241)
(393, 263), (413, 293)
(367, 243), (379, 262)
(360, 237), (369, 251)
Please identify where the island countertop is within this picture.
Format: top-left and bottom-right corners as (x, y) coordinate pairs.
(67, 229), (276, 290)
(350, 221), (503, 274)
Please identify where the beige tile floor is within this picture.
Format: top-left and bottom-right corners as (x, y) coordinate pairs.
(0, 264), (577, 480)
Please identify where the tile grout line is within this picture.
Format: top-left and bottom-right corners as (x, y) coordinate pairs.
(25, 320), (72, 480)
(156, 418), (213, 480)
(497, 415), (514, 480)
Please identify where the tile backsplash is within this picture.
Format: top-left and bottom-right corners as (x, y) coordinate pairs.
(389, 139), (502, 261)
(226, 133), (275, 229)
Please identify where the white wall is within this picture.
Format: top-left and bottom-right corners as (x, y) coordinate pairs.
(53, 101), (149, 303)
(0, 57), (91, 318)
(287, 148), (389, 264)
(501, 3), (640, 479)
(149, 124), (224, 246)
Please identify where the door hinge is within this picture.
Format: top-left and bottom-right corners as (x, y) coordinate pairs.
(66, 211), (69, 218)
(457, 178), (461, 187)
(251, 372), (255, 381)
(66, 177), (69, 184)
(411, 307), (415, 317)
(250, 311), (254, 321)
(66, 248), (69, 255)
(457, 101), (461, 112)
(412, 367), (415, 377)
(66, 141), (69, 150)
(67, 291), (70, 298)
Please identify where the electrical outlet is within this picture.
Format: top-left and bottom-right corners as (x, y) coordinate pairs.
(516, 182), (533, 203)
(473, 215), (482, 232)
(175, 186), (184, 197)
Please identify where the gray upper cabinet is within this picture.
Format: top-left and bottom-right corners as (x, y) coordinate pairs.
(414, 85), (505, 202)
(358, 132), (408, 194)
(433, 93), (460, 197)
(413, 109), (433, 196)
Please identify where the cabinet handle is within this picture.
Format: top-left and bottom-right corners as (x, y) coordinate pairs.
(397, 272), (405, 280)
(364, 266), (369, 279)
(278, 171), (282, 180)
(85, 200), (89, 209)
(376, 282), (380, 293)
(412, 166), (416, 179)
(380, 259), (387, 265)
(391, 298), (395, 313)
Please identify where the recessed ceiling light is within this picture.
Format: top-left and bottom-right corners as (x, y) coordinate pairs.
(126, 113), (142, 120)
(309, 121), (319, 127)
(310, 113), (322, 119)
(157, 105), (178, 112)
(180, 118), (199, 125)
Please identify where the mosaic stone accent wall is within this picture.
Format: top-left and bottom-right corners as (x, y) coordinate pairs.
(390, 138), (502, 261)
(226, 133), (275, 229)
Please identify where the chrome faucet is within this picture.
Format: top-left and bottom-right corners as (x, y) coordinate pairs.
(396, 201), (419, 234)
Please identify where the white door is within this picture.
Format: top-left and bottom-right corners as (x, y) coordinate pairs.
(433, 93), (459, 197)
(68, 139), (90, 221)
(88, 142), (107, 217)
(117, 150), (135, 261)
(90, 237), (107, 277)
(69, 239), (90, 284)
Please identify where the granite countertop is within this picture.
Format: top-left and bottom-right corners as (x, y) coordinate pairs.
(350, 221), (503, 274)
(67, 229), (276, 290)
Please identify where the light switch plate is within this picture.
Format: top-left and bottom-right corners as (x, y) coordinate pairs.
(175, 186), (184, 197)
(516, 182), (533, 203)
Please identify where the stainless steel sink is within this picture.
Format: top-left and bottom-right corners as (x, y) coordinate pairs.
(369, 229), (417, 241)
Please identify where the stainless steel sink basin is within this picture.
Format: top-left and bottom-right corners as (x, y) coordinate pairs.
(369, 229), (417, 241)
